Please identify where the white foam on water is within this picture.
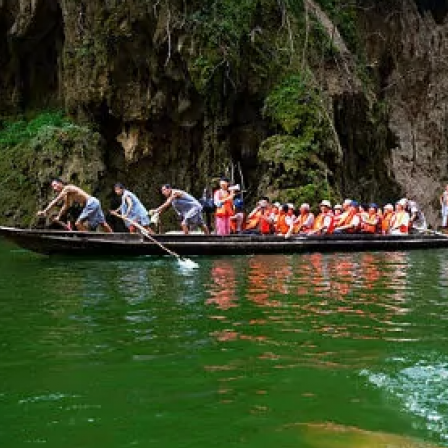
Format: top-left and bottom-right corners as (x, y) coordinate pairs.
(361, 361), (448, 441)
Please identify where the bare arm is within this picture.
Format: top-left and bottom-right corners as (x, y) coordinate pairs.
(154, 192), (180, 214)
(37, 188), (69, 216)
(123, 195), (133, 217)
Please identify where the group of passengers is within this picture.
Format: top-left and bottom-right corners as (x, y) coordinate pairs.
(213, 178), (428, 237)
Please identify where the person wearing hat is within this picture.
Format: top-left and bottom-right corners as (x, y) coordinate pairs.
(287, 203), (315, 237)
(245, 197), (273, 234)
(111, 183), (153, 234)
(333, 204), (343, 227)
(381, 204), (394, 234)
(309, 200), (335, 235)
(270, 202), (281, 226)
(389, 199), (410, 235)
(276, 204), (294, 235)
(360, 203), (380, 234)
(333, 200), (360, 233)
(213, 177), (235, 236)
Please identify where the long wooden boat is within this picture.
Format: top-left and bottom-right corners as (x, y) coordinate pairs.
(1, 225), (448, 257)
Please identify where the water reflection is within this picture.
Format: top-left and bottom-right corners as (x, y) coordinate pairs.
(2, 245), (448, 448)
(203, 251), (448, 445)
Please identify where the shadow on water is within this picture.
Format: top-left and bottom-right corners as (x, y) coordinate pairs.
(0, 240), (448, 448)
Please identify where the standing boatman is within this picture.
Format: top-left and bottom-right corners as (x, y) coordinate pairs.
(111, 183), (154, 234)
(150, 184), (209, 235)
(37, 178), (113, 232)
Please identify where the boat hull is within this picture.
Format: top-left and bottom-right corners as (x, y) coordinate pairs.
(1, 226), (448, 257)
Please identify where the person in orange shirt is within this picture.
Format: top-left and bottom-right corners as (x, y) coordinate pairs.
(309, 200), (335, 235)
(360, 203), (380, 234)
(213, 178), (235, 236)
(245, 198), (273, 234)
(381, 203), (394, 234)
(276, 204), (294, 235)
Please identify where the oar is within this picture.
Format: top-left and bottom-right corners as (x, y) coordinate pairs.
(112, 212), (199, 269)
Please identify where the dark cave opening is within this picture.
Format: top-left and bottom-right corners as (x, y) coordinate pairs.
(414, 0), (448, 24)
(11, 0), (65, 109)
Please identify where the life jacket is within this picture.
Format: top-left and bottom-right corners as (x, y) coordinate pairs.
(276, 212), (290, 235)
(361, 213), (378, 234)
(336, 209), (352, 227)
(313, 211), (335, 234)
(390, 211), (409, 234)
(259, 209), (273, 234)
(214, 189), (234, 217)
(246, 209), (272, 234)
(294, 212), (313, 233)
(333, 213), (342, 227)
(382, 212), (393, 234)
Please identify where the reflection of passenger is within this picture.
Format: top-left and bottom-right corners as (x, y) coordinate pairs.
(207, 261), (238, 310)
(247, 256), (285, 307)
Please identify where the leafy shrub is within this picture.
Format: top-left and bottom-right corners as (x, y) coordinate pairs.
(0, 112), (72, 147)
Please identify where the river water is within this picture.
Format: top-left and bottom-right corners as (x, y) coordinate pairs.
(1, 240), (448, 448)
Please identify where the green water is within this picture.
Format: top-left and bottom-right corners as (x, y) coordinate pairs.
(1, 241), (448, 448)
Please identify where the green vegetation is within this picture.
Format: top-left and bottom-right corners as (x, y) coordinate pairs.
(259, 72), (336, 207)
(0, 112), (72, 147)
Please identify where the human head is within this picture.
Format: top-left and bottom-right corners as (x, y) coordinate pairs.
(281, 204), (289, 214)
(334, 204), (342, 215)
(51, 178), (66, 192)
(219, 177), (230, 189)
(395, 199), (406, 211)
(114, 183), (125, 196)
(383, 203), (394, 213)
(320, 199), (331, 211)
(300, 203), (310, 214)
(368, 203), (378, 214)
(161, 184), (172, 198)
(259, 199), (269, 209)
(343, 199), (352, 210)
(351, 200), (359, 210)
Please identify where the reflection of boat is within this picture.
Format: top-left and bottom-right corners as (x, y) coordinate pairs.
(2, 226), (448, 257)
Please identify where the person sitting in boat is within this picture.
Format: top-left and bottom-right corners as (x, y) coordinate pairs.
(270, 202), (281, 226)
(213, 177), (235, 236)
(150, 185), (209, 235)
(360, 203), (380, 234)
(389, 199), (410, 235)
(333, 204), (343, 227)
(230, 199), (245, 234)
(291, 203), (315, 235)
(408, 200), (427, 233)
(276, 204), (294, 236)
(111, 183), (154, 234)
(37, 178), (113, 232)
(244, 198), (273, 234)
(309, 200), (335, 235)
(333, 200), (360, 233)
(381, 204), (394, 234)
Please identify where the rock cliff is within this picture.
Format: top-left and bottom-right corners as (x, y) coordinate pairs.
(0, 0), (447, 226)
